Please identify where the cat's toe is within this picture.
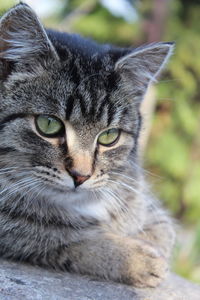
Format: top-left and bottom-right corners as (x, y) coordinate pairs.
(125, 242), (169, 288)
(134, 255), (168, 288)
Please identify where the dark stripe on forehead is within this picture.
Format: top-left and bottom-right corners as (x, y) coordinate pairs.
(88, 84), (98, 117)
(89, 89), (99, 120)
(104, 72), (119, 125)
(65, 95), (75, 120)
(106, 72), (119, 92)
(68, 59), (81, 84)
(107, 101), (116, 126)
(0, 114), (27, 132)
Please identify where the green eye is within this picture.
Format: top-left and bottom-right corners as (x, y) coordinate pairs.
(35, 115), (64, 137)
(98, 128), (120, 146)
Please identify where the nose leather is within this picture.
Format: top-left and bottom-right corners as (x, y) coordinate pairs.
(69, 169), (90, 187)
(74, 175), (90, 187)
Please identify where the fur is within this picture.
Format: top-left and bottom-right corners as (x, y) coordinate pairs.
(0, 3), (175, 287)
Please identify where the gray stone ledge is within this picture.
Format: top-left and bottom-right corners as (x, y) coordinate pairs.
(0, 259), (200, 300)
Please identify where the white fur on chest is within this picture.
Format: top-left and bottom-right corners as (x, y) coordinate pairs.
(51, 190), (112, 222)
(73, 200), (111, 221)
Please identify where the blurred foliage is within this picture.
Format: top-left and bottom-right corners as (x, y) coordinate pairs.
(147, 0), (200, 283)
(173, 224), (200, 284)
(1, 0), (200, 284)
(0, 0), (15, 13)
(146, 1), (200, 224)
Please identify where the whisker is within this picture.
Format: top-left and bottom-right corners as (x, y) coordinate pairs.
(129, 160), (162, 179)
(99, 188), (123, 217)
(4, 182), (45, 219)
(100, 187), (146, 234)
(106, 179), (141, 196)
(109, 171), (139, 184)
(0, 178), (41, 198)
(102, 188), (128, 216)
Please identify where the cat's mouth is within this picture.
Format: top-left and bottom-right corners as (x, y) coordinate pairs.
(31, 166), (108, 195)
(42, 177), (107, 196)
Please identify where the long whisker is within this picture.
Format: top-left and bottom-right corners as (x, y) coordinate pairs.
(0, 178), (41, 198)
(109, 170), (152, 196)
(0, 166), (31, 171)
(0, 170), (32, 177)
(101, 187), (146, 234)
(129, 160), (162, 179)
(99, 188), (123, 217)
(106, 179), (141, 196)
(102, 188), (128, 216)
(4, 182), (45, 219)
(109, 171), (139, 184)
(109, 170), (163, 224)
(22, 183), (45, 216)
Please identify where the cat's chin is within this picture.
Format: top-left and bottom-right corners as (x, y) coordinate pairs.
(42, 184), (92, 204)
(44, 179), (105, 195)
(50, 189), (111, 222)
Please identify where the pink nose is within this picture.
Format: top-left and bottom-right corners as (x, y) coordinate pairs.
(69, 169), (91, 187)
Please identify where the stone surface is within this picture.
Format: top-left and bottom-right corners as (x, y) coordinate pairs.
(0, 259), (200, 300)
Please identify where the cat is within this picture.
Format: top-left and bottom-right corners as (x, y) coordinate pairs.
(0, 3), (175, 288)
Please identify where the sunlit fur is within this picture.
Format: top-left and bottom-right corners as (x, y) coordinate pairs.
(0, 3), (175, 287)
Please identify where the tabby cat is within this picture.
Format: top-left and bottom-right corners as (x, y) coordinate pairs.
(0, 3), (175, 288)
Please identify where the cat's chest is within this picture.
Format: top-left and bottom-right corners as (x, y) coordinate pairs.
(54, 191), (113, 223)
(71, 201), (112, 222)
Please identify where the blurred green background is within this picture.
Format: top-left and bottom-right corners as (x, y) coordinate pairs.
(1, 0), (200, 284)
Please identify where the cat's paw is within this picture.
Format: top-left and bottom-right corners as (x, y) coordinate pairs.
(125, 240), (168, 288)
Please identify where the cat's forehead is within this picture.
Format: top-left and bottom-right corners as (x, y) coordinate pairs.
(23, 57), (122, 122)
(3, 48), (133, 134)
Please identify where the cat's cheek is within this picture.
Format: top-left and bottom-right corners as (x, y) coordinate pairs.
(99, 145), (134, 169)
(95, 135), (135, 169)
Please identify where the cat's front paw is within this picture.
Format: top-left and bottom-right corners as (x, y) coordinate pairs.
(125, 240), (168, 288)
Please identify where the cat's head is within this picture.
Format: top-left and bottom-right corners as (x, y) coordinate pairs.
(0, 3), (174, 204)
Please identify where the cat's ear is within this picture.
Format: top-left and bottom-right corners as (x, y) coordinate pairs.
(0, 3), (58, 79)
(114, 42), (174, 102)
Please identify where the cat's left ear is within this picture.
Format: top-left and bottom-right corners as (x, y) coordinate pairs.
(0, 3), (58, 79)
(114, 42), (174, 101)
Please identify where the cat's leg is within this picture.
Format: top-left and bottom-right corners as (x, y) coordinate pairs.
(57, 205), (175, 287)
(54, 231), (168, 288)
(136, 206), (175, 259)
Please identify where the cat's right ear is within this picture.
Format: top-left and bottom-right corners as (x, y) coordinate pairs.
(0, 3), (59, 80)
(114, 42), (174, 104)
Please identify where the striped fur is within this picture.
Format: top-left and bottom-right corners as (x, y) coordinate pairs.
(0, 3), (175, 287)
